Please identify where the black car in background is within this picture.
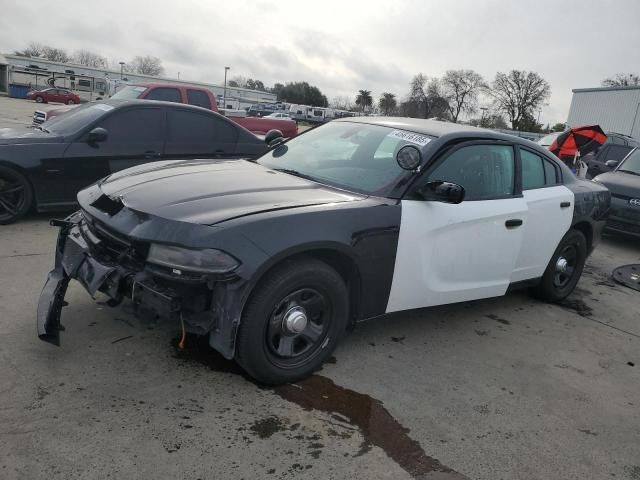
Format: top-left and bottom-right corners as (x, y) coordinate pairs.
(593, 147), (640, 237)
(0, 99), (269, 224)
(584, 132), (640, 178)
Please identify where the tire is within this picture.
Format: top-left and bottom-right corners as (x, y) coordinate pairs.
(235, 258), (349, 385)
(66, 99), (75, 105)
(0, 166), (34, 225)
(35, 96), (45, 103)
(533, 229), (587, 302)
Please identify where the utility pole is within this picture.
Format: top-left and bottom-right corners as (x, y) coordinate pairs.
(119, 62), (125, 80)
(223, 66), (230, 110)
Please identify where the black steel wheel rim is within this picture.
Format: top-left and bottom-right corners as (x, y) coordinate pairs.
(0, 173), (27, 221)
(554, 244), (577, 289)
(265, 287), (331, 368)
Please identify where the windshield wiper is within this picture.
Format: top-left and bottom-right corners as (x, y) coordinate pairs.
(617, 169), (640, 176)
(272, 168), (317, 181)
(34, 125), (50, 133)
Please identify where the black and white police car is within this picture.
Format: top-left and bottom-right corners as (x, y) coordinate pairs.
(38, 118), (610, 384)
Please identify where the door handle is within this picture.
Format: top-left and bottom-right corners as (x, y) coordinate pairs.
(560, 201), (571, 208)
(505, 219), (523, 228)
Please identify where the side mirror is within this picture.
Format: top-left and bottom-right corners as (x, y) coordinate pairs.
(265, 129), (284, 147)
(418, 181), (465, 204)
(87, 127), (108, 145)
(605, 160), (619, 168)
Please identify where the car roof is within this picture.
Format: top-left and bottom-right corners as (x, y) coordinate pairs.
(335, 116), (527, 143)
(98, 98), (214, 113)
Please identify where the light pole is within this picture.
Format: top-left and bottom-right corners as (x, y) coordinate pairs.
(119, 62), (125, 80)
(223, 66), (230, 110)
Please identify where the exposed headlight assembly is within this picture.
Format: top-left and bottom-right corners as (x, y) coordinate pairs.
(147, 244), (239, 274)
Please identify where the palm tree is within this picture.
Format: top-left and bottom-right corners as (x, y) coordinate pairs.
(378, 92), (397, 116)
(355, 90), (373, 113)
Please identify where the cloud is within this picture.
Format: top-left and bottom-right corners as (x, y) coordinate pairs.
(2, 0), (640, 123)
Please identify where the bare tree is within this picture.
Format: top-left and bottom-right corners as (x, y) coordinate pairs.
(331, 96), (354, 111)
(128, 56), (164, 76)
(40, 46), (70, 63)
(602, 73), (640, 87)
(402, 74), (449, 119)
(74, 49), (108, 68)
(378, 92), (397, 116)
(488, 70), (550, 130)
(441, 69), (485, 123)
(14, 42), (46, 57)
(229, 75), (248, 88)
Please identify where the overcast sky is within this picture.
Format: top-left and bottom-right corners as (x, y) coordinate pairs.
(2, 0), (639, 124)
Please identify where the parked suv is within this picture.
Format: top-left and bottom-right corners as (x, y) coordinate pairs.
(584, 132), (640, 177)
(26, 88), (81, 105)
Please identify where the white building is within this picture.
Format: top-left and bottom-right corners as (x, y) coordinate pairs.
(567, 86), (640, 138)
(0, 53), (276, 109)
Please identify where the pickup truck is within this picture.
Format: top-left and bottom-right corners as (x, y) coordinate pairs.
(33, 83), (298, 138)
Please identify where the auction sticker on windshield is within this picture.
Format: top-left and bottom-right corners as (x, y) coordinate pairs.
(387, 129), (432, 147)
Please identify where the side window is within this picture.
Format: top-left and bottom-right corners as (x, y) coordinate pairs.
(187, 89), (212, 109)
(145, 87), (182, 103)
(427, 144), (515, 200)
(166, 109), (237, 155)
(521, 150), (545, 190)
(609, 136), (625, 145)
(97, 108), (164, 143)
(606, 145), (632, 161)
(543, 158), (559, 185)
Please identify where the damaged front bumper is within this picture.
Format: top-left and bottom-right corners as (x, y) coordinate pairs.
(37, 211), (249, 358)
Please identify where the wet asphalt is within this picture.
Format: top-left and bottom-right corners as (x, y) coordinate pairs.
(1, 213), (639, 480)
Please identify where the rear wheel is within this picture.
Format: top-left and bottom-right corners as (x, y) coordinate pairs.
(235, 259), (348, 384)
(0, 166), (33, 224)
(533, 229), (587, 302)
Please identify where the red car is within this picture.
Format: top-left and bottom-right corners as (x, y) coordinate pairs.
(27, 88), (81, 105)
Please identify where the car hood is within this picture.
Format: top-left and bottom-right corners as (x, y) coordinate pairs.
(96, 159), (365, 225)
(595, 171), (640, 197)
(0, 127), (64, 145)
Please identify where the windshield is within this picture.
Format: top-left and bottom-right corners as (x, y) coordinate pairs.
(257, 121), (434, 197)
(617, 148), (640, 175)
(42, 103), (112, 135)
(110, 85), (146, 100)
(537, 133), (559, 147)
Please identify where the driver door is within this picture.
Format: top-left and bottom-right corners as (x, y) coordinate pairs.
(386, 142), (528, 312)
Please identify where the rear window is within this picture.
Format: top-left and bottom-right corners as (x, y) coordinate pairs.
(110, 85), (147, 100)
(187, 89), (212, 109)
(145, 87), (182, 103)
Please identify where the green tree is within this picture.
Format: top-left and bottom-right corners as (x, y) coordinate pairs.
(355, 90), (373, 113)
(551, 122), (566, 132)
(488, 70), (551, 131)
(275, 82), (328, 107)
(378, 92), (397, 116)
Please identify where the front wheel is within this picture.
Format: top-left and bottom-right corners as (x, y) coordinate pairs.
(66, 99), (75, 105)
(235, 259), (348, 384)
(35, 96), (45, 103)
(0, 166), (33, 224)
(533, 229), (587, 302)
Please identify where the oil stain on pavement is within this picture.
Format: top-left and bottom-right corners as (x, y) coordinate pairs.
(172, 335), (468, 479)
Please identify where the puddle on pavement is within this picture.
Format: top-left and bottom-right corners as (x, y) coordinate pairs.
(172, 334), (467, 480)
